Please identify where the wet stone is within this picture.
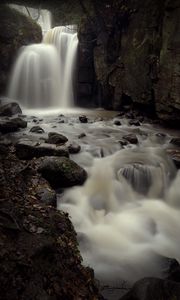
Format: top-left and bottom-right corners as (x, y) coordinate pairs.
(114, 120), (121, 126)
(68, 142), (81, 154)
(129, 119), (141, 126)
(46, 132), (68, 145)
(78, 133), (86, 139)
(118, 139), (128, 146)
(79, 115), (88, 123)
(30, 126), (45, 134)
(0, 101), (22, 117)
(170, 138), (180, 147)
(122, 134), (138, 144)
(15, 139), (69, 160)
(0, 117), (27, 134)
(167, 149), (180, 169)
(38, 156), (87, 189)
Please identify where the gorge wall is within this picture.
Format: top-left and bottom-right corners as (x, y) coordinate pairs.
(78, 0), (180, 123)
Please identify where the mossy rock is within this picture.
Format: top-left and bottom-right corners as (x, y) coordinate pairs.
(38, 156), (87, 188)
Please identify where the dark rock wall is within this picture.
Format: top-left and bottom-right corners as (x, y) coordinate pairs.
(0, 4), (42, 95)
(77, 17), (97, 107)
(77, 0), (180, 122)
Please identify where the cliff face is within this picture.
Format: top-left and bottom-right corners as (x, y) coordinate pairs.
(0, 4), (42, 95)
(78, 0), (180, 123)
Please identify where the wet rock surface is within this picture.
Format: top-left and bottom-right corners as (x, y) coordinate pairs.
(122, 134), (138, 144)
(30, 125), (45, 134)
(38, 156), (87, 189)
(79, 115), (88, 123)
(68, 142), (81, 154)
(46, 132), (68, 145)
(15, 139), (69, 160)
(120, 277), (180, 300)
(167, 149), (180, 169)
(0, 101), (22, 116)
(0, 117), (27, 133)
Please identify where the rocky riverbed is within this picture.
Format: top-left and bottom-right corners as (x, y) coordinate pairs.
(0, 99), (180, 300)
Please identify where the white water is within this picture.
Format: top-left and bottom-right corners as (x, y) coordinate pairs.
(58, 146), (180, 283)
(8, 44), (61, 108)
(8, 24), (78, 108)
(44, 26), (78, 107)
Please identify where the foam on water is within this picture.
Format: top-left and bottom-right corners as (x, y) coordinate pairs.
(58, 147), (180, 283)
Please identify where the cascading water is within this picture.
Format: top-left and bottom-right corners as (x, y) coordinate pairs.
(43, 26), (78, 107)
(8, 44), (61, 108)
(58, 145), (180, 284)
(7, 8), (78, 109)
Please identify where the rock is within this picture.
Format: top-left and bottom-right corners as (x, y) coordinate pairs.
(0, 117), (27, 134)
(36, 187), (57, 207)
(0, 150), (102, 300)
(125, 112), (134, 119)
(123, 134), (138, 144)
(78, 133), (86, 139)
(0, 144), (8, 157)
(170, 138), (180, 147)
(121, 277), (180, 300)
(38, 156), (87, 188)
(46, 132), (68, 145)
(79, 115), (88, 123)
(129, 119), (141, 126)
(0, 101), (22, 116)
(114, 120), (121, 126)
(118, 139), (128, 146)
(15, 139), (69, 160)
(156, 132), (166, 138)
(68, 142), (81, 154)
(115, 112), (124, 117)
(30, 126), (45, 134)
(166, 149), (180, 169)
(58, 119), (65, 123)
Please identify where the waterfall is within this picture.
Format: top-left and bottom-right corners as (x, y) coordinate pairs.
(8, 14), (78, 108)
(43, 26), (78, 107)
(8, 44), (61, 108)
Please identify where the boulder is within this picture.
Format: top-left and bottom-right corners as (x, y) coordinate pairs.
(166, 149), (180, 169)
(68, 142), (81, 154)
(129, 120), (141, 126)
(118, 139), (128, 147)
(170, 138), (180, 148)
(38, 156), (87, 188)
(15, 140), (69, 160)
(123, 134), (138, 144)
(30, 126), (45, 134)
(0, 117), (27, 134)
(78, 133), (86, 139)
(46, 132), (68, 145)
(79, 115), (88, 123)
(120, 277), (180, 300)
(0, 101), (22, 116)
(114, 120), (121, 126)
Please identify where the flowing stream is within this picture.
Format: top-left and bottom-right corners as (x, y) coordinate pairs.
(11, 107), (180, 299)
(6, 5), (180, 299)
